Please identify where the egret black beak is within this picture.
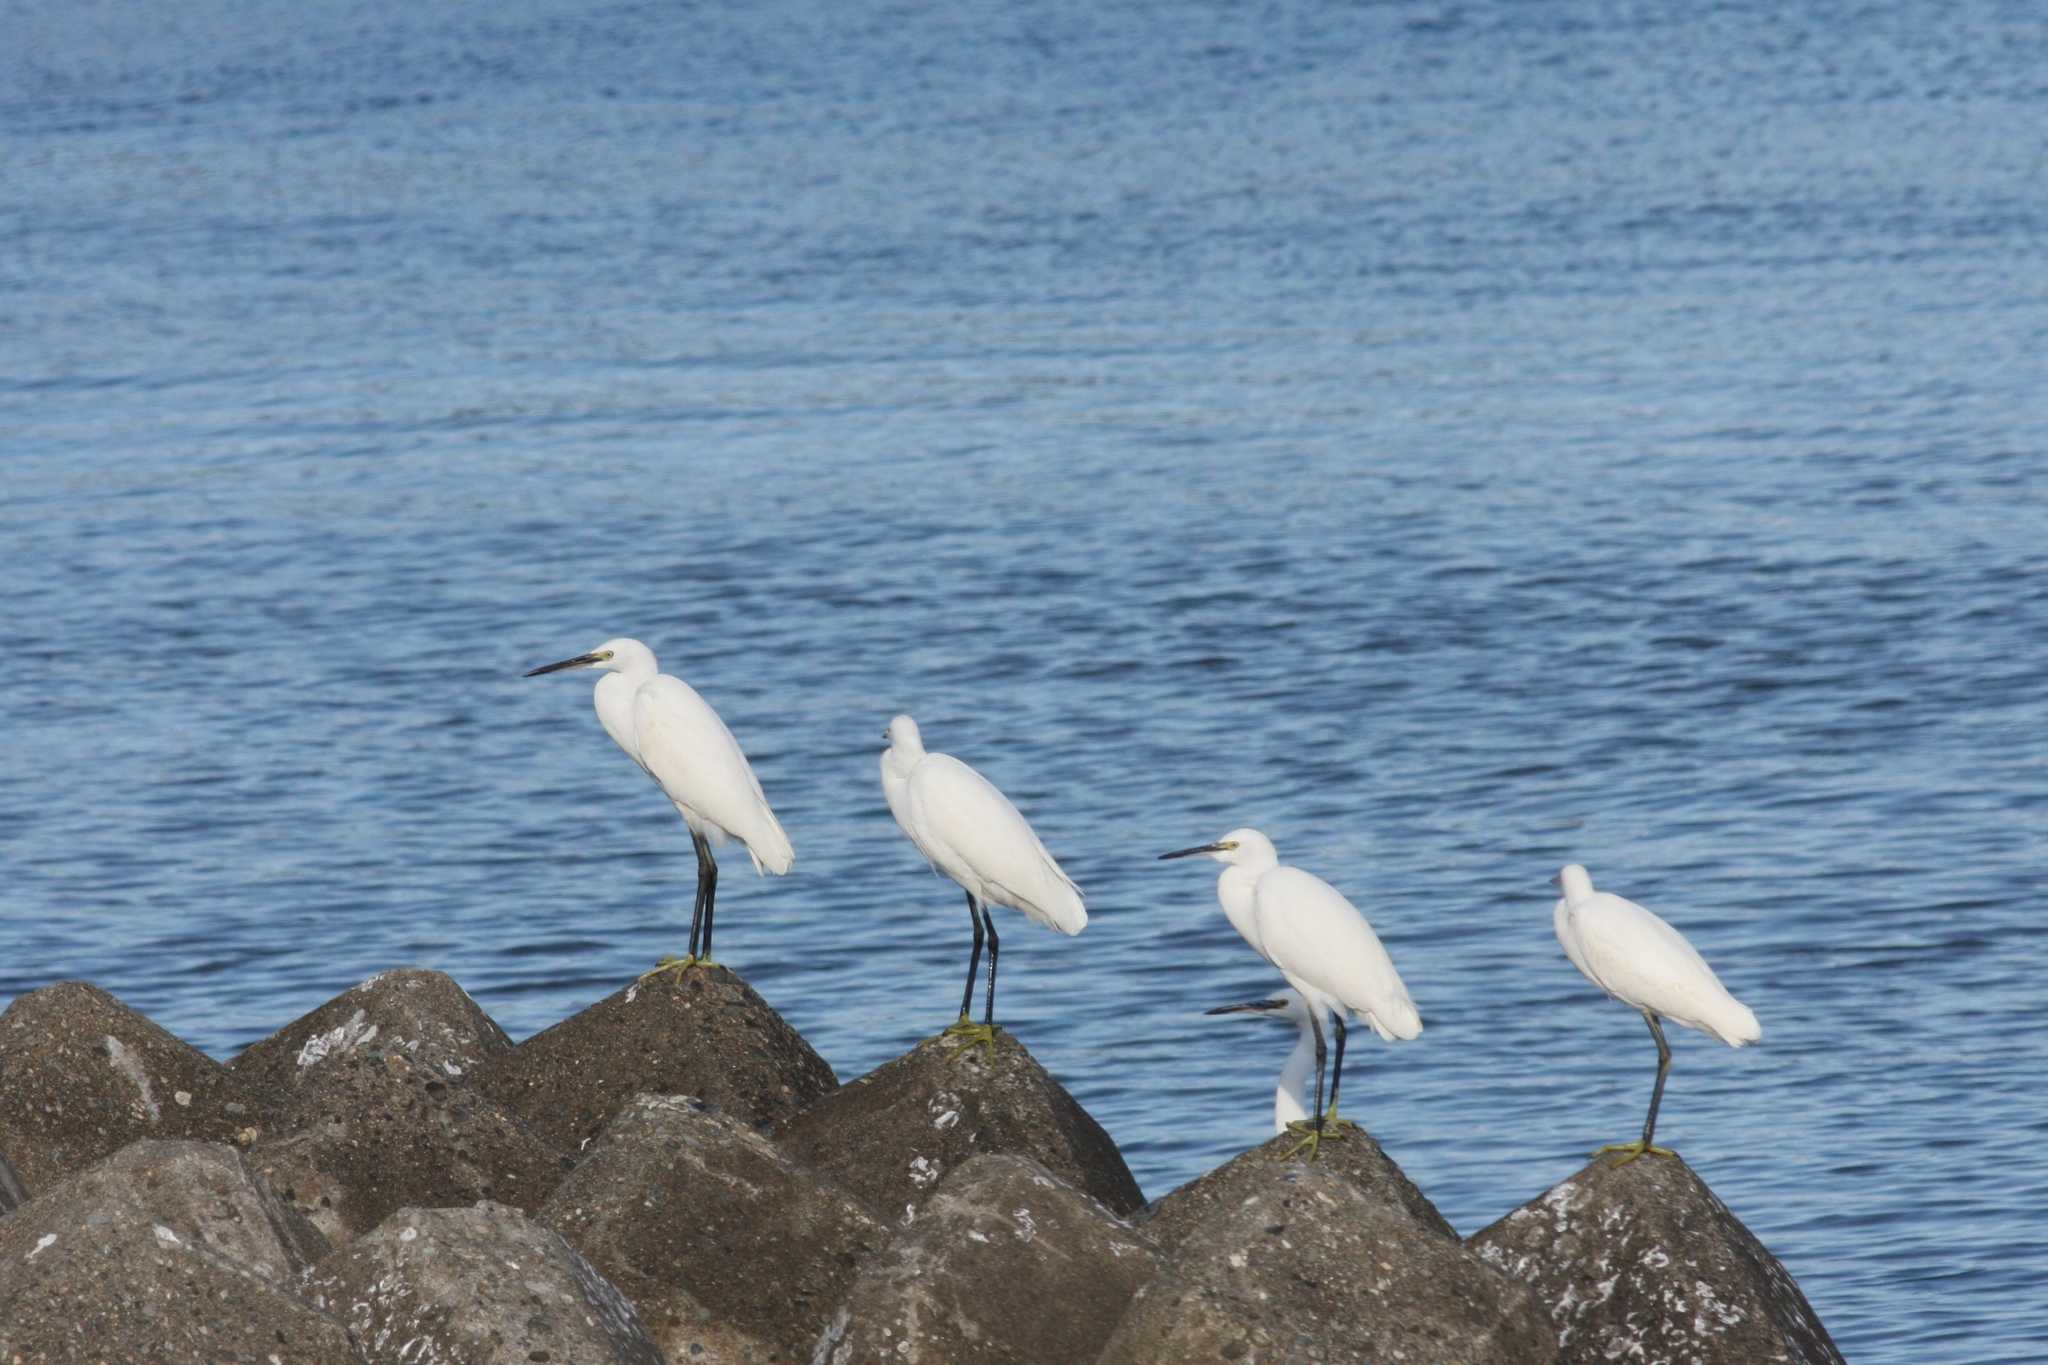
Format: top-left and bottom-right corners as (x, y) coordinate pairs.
(525, 652), (603, 677)
(1548, 871), (1563, 889)
(1205, 999), (1288, 1016)
(1158, 842), (1229, 861)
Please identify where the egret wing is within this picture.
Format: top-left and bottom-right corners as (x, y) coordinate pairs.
(906, 753), (1085, 933)
(634, 676), (793, 874)
(1567, 893), (1757, 1044)
(1555, 896), (1597, 983)
(881, 754), (934, 863)
(1254, 866), (1420, 1040)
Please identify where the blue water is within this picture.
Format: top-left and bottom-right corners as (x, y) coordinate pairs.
(5, 2), (2046, 1359)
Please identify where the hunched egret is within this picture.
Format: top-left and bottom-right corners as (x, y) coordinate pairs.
(1161, 827), (1420, 1156)
(1205, 989), (1322, 1135)
(881, 715), (1085, 1051)
(526, 637), (793, 974)
(1553, 862), (1761, 1165)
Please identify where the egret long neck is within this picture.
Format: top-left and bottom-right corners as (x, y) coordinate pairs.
(882, 738), (924, 782)
(1217, 865), (1265, 956)
(593, 670), (649, 768)
(1558, 864), (1596, 902)
(1275, 1017), (1316, 1133)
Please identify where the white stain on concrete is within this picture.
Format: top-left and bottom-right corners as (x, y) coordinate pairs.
(297, 1010), (380, 1068)
(104, 1036), (160, 1120)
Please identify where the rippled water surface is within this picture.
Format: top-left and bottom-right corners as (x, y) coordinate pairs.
(6, 3), (2047, 1359)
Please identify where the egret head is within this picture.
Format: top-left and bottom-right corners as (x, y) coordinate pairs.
(1556, 863), (1595, 900)
(884, 714), (924, 755)
(525, 637), (657, 678)
(1157, 826), (1277, 869)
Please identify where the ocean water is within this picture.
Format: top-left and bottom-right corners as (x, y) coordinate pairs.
(5, 2), (2046, 1359)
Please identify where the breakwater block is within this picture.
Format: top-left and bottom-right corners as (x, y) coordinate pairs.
(775, 1028), (1144, 1223)
(477, 965), (838, 1151)
(816, 1152), (1163, 1365)
(1100, 1157), (1554, 1365)
(1143, 1122), (1459, 1249)
(229, 966), (514, 1096)
(245, 1038), (571, 1245)
(229, 968), (569, 1243)
(1468, 1154), (1846, 1364)
(0, 981), (276, 1191)
(0, 1139), (354, 1363)
(0, 975), (1845, 1363)
(302, 1200), (666, 1365)
(539, 1092), (887, 1363)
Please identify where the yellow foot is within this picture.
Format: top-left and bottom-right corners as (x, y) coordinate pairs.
(638, 955), (698, 985)
(941, 1018), (999, 1062)
(1594, 1140), (1676, 1167)
(1279, 1123), (1328, 1161)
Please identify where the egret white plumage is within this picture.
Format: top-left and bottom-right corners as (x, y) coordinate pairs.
(525, 637), (793, 974)
(1161, 828), (1420, 1156)
(1553, 863), (1761, 1165)
(1205, 989), (1322, 1135)
(881, 715), (1085, 1051)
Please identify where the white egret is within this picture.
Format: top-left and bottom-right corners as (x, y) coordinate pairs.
(526, 638), (793, 974)
(1160, 828), (1420, 1156)
(880, 715), (1085, 1050)
(1553, 863), (1761, 1165)
(1205, 989), (1322, 1135)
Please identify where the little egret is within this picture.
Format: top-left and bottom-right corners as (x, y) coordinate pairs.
(1553, 863), (1761, 1165)
(1161, 828), (1420, 1157)
(880, 715), (1085, 1051)
(1205, 990), (1322, 1135)
(525, 638), (793, 974)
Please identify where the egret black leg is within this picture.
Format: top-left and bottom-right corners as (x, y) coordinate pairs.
(1594, 1010), (1678, 1165)
(943, 896), (999, 1059)
(1279, 1005), (1331, 1159)
(1326, 1013), (1350, 1122)
(1640, 1012), (1673, 1148)
(685, 841), (705, 960)
(687, 830), (718, 962)
(980, 903), (1000, 1026)
(957, 892), (984, 1020)
(1309, 1007), (1328, 1137)
(640, 833), (716, 983)
(693, 872), (708, 946)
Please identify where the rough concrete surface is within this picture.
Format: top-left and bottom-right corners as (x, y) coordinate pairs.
(302, 1200), (667, 1365)
(540, 1093), (885, 1363)
(478, 966), (837, 1152)
(230, 967), (514, 1097)
(813, 1153), (1161, 1365)
(1142, 1121), (1458, 1250)
(0, 1139), (358, 1363)
(0, 981), (277, 1190)
(1099, 1158), (1555, 1365)
(775, 1029), (1144, 1225)
(1468, 1154), (1846, 1365)
(247, 1043), (572, 1244)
